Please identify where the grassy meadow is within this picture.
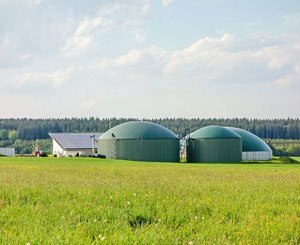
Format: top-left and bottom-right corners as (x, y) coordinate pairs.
(0, 157), (299, 244)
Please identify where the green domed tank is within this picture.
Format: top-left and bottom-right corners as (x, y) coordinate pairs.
(226, 127), (272, 161)
(187, 125), (242, 163)
(98, 121), (179, 162)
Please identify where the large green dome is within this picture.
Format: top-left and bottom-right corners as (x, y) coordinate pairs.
(100, 121), (178, 140)
(226, 127), (272, 152)
(190, 125), (241, 139)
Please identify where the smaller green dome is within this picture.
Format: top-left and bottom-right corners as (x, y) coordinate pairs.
(100, 121), (178, 140)
(190, 125), (241, 139)
(226, 127), (272, 152)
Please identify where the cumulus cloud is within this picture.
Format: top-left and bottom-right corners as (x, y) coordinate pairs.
(63, 17), (113, 56)
(99, 33), (236, 74)
(62, 1), (152, 55)
(254, 45), (295, 70)
(163, 33), (236, 75)
(1, 0), (299, 118)
(96, 33), (300, 86)
(99, 45), (168, 71)
(17, 67), (75, 88)
(274, 63), (300, 86)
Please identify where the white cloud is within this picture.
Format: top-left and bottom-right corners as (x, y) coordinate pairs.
(98, 1), (151, 42)
(96, 33), (300, 87)
(62, 17), (113, 56)
(123, 19), (147, 43)
(99, 33), (238, 76)
(274, 63), (300, 86)
(17, 67), (75, 88)
(99, 45), (167, 69)
(62, 1), (152, 56)
(163, 33), (236, 75)
(98, 50), (142, 69)
(28, 0), (41, 4)
(161, 0), (174, 6)
(141, 2), (150, 15)
(0, 37), (34, 67)
(254, 45), (295, 70)
(80, 98), (104, 110)
(18, 53), (32, 61)
(1, 1), (300, 118)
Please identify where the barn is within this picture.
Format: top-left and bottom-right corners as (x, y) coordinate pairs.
(98, 121), (179, 162)
(49, 133), (102, 157)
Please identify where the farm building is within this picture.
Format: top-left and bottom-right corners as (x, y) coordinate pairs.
(225, 127), (272, 161)
(186, 126), (242, 163)
(98, 121), (180, 162)
(49, 133), (102, 157)
(0, 148), (15, 157)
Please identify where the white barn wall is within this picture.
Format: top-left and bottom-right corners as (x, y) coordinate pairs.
(0, 148), (15, 156)
(52, 139), (65, 157)
(65, 150), (92, 157)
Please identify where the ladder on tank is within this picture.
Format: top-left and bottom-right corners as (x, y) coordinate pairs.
(110, 134), (117, 159)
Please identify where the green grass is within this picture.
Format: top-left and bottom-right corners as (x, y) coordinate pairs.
(0, 157), (300, 244)
(291, 156), (300, 162)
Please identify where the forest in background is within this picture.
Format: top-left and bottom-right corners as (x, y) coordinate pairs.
(0, 118), (299, 155)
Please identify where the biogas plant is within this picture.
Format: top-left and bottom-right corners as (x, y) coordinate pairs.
(98, 121), (180, 162)
(98, 121), (272, 163)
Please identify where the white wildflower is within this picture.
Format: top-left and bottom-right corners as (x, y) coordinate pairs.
(98, 234), (106, 241)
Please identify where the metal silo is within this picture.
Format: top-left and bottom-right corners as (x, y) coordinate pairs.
(187, 125), (242, 163)
(98, 121), (179, 162)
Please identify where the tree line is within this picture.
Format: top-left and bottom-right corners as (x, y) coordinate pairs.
(0, 118), (299, 141)
(268, 139), (300, 156)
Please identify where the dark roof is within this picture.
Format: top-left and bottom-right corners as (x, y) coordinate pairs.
(226, 127), (272, 152)
(190, 125), (241, 139)
(49, 133), (102, 150)
(100, 121), (178, 140)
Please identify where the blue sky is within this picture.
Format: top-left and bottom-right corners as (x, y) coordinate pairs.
(0, 0), (299, 118)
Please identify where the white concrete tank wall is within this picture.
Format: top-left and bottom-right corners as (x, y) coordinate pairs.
(242, 151), (272, 161)
(0, 148), (15, 156)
